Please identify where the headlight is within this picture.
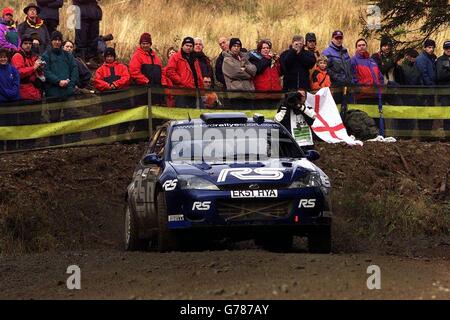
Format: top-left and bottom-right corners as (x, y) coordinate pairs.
(289, 172), (322, 188)
(178, 175), (220, 190)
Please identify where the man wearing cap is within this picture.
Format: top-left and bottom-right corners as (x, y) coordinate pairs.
(72, 0), (102, 60)
(94, 47), (130, 92)
(280, 35), (316, 91)
(371, 35), (397, 85)
(0, 7), (20, 51)
(222, 37), (256, 91)
(305, 33), (320, 60)
(215, 36), (228, 89)
(11, 33), (45, 101)
(129, 33), (163, 87)
(396, 49), (422, 86)
(36, 0), (63, 35)
(437, 41), (450, 88)
(322, 30), (352, 86)
(394, 48), (423, 130)
(166, 36), (204, 107)
(42, 31), (79, 99)
(18, 3), (50, 55)
(416, 39), (437, 86)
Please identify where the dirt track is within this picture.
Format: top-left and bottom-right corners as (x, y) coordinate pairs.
(1, 248), (449, 300)
(0, 141), (449, 299)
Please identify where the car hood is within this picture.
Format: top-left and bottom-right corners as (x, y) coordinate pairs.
(169, 159), (325, 187)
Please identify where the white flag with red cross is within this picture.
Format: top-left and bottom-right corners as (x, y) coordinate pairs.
(306, 87), (363, 146)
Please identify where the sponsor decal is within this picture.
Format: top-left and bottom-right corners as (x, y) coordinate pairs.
(218, 168), (285, 183)
(163, 179), (178, 191)
(231, 190), (278, 199)
(192, 201), (212, 211)
(168, 214), (184, 222)
(298, 199), (316, 208)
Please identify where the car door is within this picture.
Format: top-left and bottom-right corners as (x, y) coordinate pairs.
(135, 126), (169, 236)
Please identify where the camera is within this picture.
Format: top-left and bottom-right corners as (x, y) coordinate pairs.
(285, 92), (302, 108)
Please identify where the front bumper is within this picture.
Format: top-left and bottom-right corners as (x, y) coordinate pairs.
(165, 187), (332, 230)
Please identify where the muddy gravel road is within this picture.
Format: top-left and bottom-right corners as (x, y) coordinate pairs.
(1, 247), (449, 300)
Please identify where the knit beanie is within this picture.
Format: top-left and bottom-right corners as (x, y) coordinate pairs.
(50, 31), (63, 41)
(229, 38), (242, 48)
(423, 39), (436, 48)
(104, 47), (116, 58)
(305, 33), (316, 42)
(139, 33), (152, 45)
(182, 36), (194, 46)
(380, 36), (393, 48)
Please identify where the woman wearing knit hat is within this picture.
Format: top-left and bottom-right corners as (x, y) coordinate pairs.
(0, 7), (20, 51)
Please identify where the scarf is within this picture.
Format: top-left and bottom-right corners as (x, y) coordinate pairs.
(26, 17), (44, 29)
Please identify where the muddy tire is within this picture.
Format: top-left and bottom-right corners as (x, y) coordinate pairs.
(124, 205), (148, 251)
(308, 226), (332, 254)
(156, 192), (180, 252)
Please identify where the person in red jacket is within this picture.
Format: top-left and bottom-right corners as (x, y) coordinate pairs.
(166, 36), (204, 107)
(129, 32), (163, 86)
(11, 34), (45, 101)
(351, 38), (384, 103)
(162, 46), (177, 107)
(93, 47), (130, 92)
(310, 55), (331, 91)
(251, 39), (282, 91)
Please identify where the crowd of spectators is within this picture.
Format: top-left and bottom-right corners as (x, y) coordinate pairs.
(0, 2), (450, 108)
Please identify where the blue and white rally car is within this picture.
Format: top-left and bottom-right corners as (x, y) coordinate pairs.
(125, 113), (332, 253)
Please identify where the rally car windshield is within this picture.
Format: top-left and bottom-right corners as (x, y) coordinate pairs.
(169, 124), (304, 163)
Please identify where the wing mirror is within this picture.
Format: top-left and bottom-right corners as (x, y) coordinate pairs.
(142, 153), (162, 166)
(305, 150), (320, 162)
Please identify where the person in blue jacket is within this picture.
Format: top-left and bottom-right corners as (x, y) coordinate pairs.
(0, 48), (20, 103)
(416, 39), (437, 86)
(414, 39), (437, 132)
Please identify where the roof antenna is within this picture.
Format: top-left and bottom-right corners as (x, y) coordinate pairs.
(188, 112), (192, 122)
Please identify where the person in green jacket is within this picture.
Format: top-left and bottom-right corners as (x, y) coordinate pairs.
(42, 31), (79, 99)
(42, 30), (80, 146)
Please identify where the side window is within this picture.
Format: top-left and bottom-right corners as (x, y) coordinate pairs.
(148, 128), (162, 153)
(153, 127), (167, 157)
